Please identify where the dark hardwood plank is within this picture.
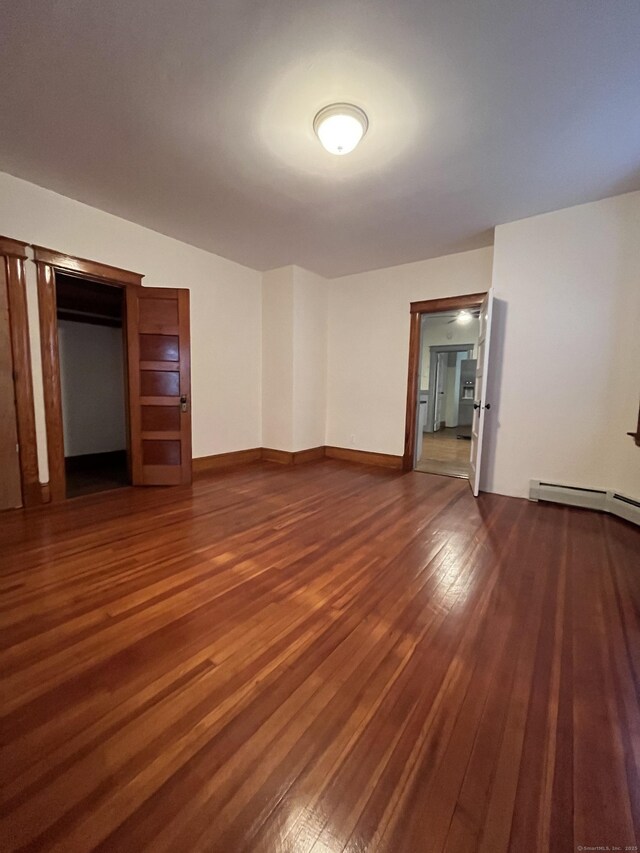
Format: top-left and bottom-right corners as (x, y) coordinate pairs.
(0, 461), (638, 852)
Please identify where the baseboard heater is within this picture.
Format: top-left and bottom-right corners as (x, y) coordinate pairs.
(529, 480), (640, 527)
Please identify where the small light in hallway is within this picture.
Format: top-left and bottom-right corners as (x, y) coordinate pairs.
(313, 104), (368, 155)
(456, 310), (472, 325)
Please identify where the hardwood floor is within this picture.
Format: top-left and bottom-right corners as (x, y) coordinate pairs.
(1, 460), (639, 852)
(416, 427), (471, 478)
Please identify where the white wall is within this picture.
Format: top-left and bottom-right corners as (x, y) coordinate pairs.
(57, 320), (126, 456)
(485, 190), (640, 500)
(261, 265), (327, 451)
(326, 248), (494, 454)
(3, 172), (637, 503)
(326, 191), (639, 501)
(0, 171), (262, 481)
(262, 267), (294, 450)
(292, 266), (327, 450)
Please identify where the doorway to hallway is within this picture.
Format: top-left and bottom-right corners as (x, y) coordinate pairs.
(403, 291), (494, 495)
(416, 320), (479, 479)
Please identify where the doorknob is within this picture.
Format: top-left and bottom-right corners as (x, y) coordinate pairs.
(473, 401), (481, 410)
(484, 403), (491, 410)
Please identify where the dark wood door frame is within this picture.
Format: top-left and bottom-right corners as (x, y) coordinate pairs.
(34, 246), (144, 502)
(403, 292), (487, 471)
(0, 236), (41, 507)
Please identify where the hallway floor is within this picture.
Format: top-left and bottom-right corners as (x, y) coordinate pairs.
(416, 426), (471, 478)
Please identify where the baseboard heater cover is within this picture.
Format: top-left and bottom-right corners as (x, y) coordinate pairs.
(529, 480), (640, 526)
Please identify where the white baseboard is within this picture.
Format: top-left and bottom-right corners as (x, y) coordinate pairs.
(529, 480), (640, 527)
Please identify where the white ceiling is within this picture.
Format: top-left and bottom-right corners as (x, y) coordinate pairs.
(1, 0), (639, 277)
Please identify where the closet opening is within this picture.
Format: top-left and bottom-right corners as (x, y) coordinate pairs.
(35, 246), (192, 502)
(56, 274), (129, 498)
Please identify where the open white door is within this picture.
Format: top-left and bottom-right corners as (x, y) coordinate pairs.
(469, 290), (494, 496)
(433, 352), (447, 430)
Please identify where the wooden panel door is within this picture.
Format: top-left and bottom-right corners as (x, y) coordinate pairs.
(126, 287), (191, 486)
(469, 290), (494, 497)
(0, 265), (22, 508)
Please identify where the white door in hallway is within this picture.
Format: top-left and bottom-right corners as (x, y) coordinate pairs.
(469, 290), (494, 497)
(433, 351), (448, 430)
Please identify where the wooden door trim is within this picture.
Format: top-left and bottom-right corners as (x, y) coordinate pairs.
(177, 289), (192, 483)
(410, 292), (486, 315)
(125, 288), (143, 485)
(33, 246), (144, 288)
(628, 403), (640, 447)
(35, 252), (139, 502)
(403, 292), (488, 470)
(0, 237), (40, 506)
(36, 262), (66, 502)
(0, 236), (29, 258)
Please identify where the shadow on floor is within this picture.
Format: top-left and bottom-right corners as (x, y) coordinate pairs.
(65, 450), (129, 498)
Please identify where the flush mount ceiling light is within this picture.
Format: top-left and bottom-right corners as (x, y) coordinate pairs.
(456, 310), (473, 325)
(313, 103), (369, 155)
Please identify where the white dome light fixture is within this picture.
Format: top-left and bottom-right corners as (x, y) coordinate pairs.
(456, 310), (473, 325)
(313, 103), (369, 155)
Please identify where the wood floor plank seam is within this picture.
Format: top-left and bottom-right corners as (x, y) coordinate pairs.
(1, 462), (638, 852)
(441, 509), (549, 852)
(282, 496), (524, 848)
(376, 501), (533, 853)
(87, 502), (484, 848)
(238, 528), (484, 851)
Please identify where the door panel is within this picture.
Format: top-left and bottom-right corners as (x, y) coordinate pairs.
(141, 405), (180, 432)
(139, 334), (179, 362)
(469, 291), (494, 497)
(433, 352), (447, 430)
(126, 287), (191, 486)
(140, 369), (180, 396)
(138, 296), (179, 329)
(0, 266), (22, 509)
(142, 439), (182, 465)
